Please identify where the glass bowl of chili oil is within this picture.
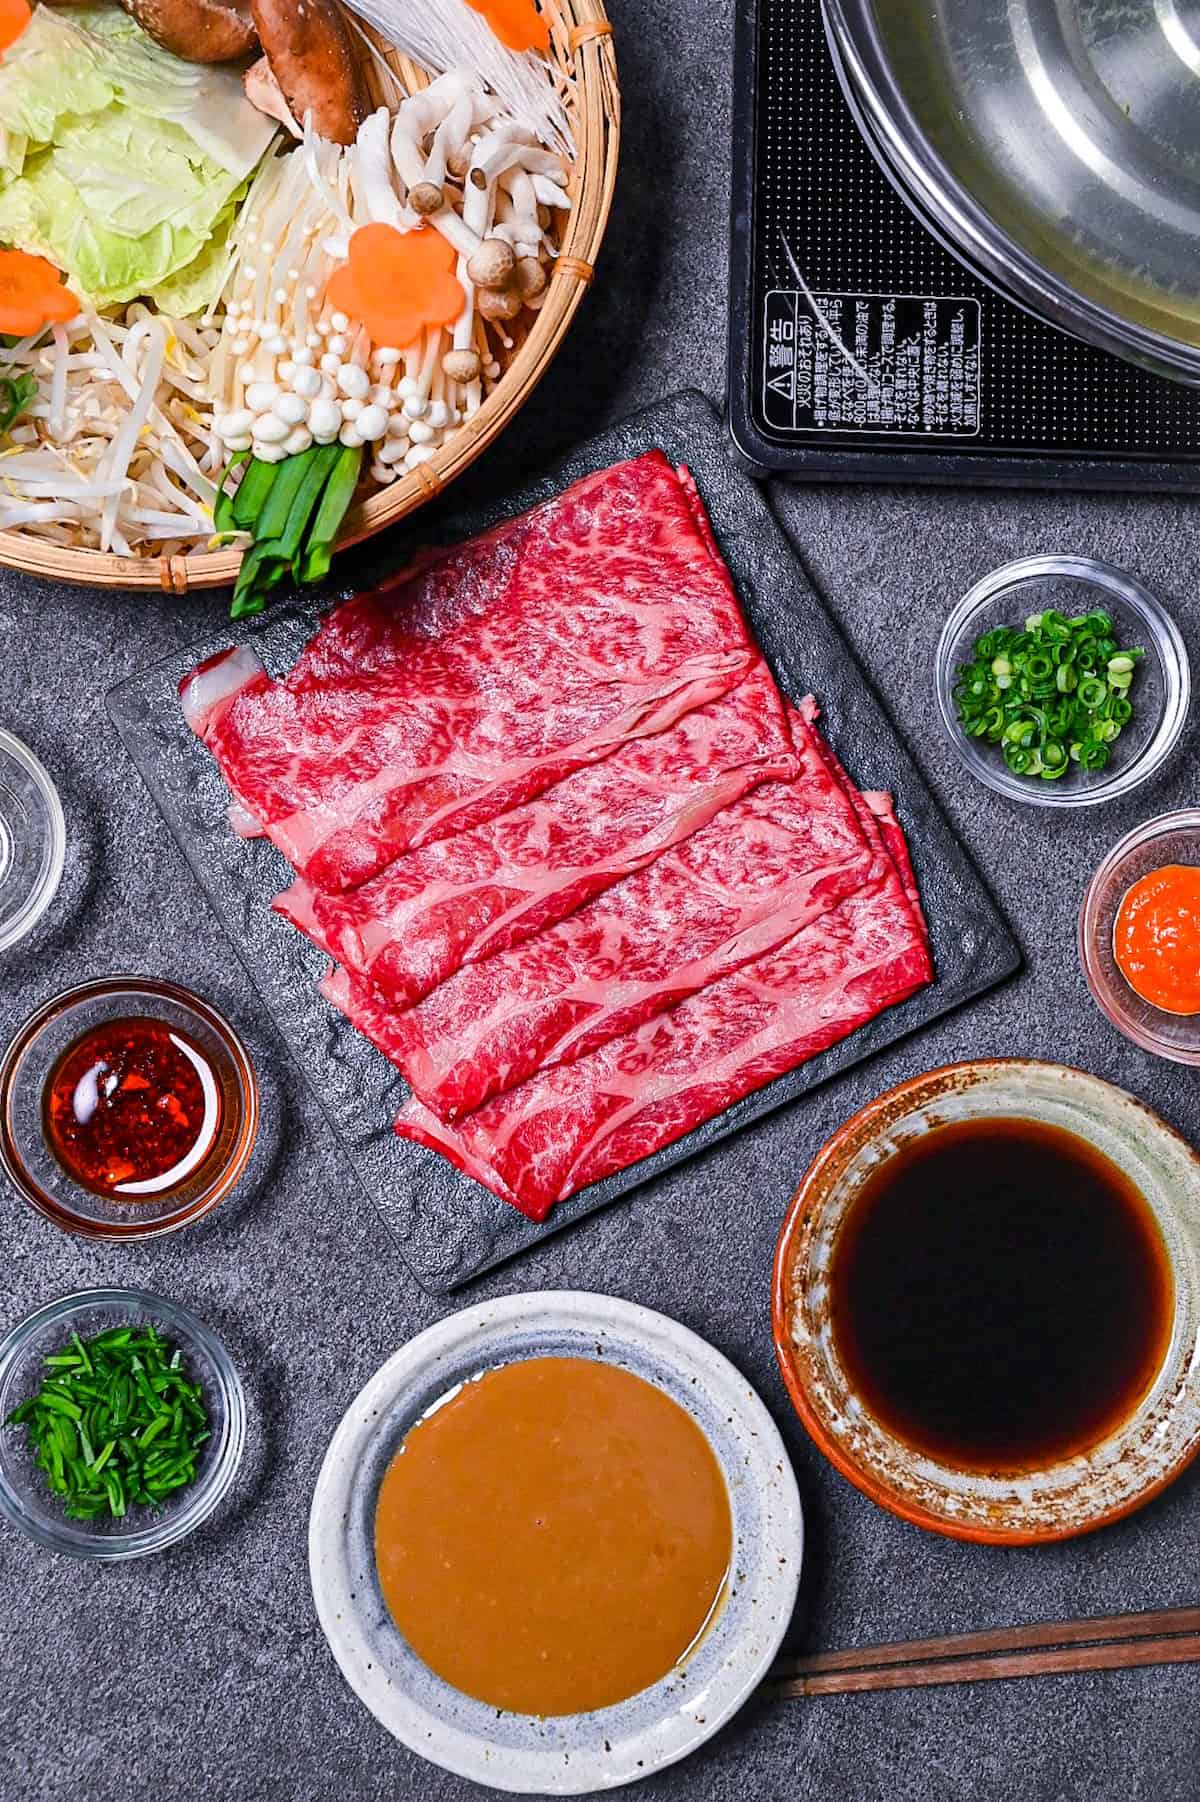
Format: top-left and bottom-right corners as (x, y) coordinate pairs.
(0, 1288), (245, 1559)
(934, 556), (1189, 808)
(0, 977), (258, 1240)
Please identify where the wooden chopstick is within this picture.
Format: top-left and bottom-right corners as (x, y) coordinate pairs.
(767, 1606), (1200, 1697)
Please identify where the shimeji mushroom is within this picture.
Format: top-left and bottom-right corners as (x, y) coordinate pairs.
(424, 204), (483, 259)
(440, 136), (496, 412)
(356, 108), (417, 230)
(440, 128), (567, 338)
(466, 120), (539, 189)
(390, 72), (469, 185)
(514, 257), (547, 302)
(469, 139), (568, 251)
(442, 347), (481, 383)
(530, 172), (570, 211)
(424, 83), (485, 191)
(390, 71), (496, 214)
(494, 167), (543, 259)
(466, 237), (516, 290)
(469, 132), (569, 195)
(409, 182), (445, 216)
(387, 81), (507, 265)
(478, 286), (522, 322)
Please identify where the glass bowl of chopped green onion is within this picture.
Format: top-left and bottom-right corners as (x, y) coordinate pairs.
(935, 557), (1189, 807)
(0, 1288), (244, 1559)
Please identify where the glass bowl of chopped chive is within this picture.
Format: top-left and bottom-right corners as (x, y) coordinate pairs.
(0, 1289), (244, 1559)
(935, 556), (1189, 807)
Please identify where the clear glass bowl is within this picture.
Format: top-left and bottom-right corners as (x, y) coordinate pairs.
(0, 729), (65, 952)
(1081, 811), (1200, 1065)
(0, 977), (259, 1239)
(934, 556), (1189, 808)
(0, 1288), (245, 1559)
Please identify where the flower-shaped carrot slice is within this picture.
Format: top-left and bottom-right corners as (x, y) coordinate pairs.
(0, 250), (78, 337)
(463, 0), (549, 54)
(326, 223), (464, 350)
(0, 0), (31, 55)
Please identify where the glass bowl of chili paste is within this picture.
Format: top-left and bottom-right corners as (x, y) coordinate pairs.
(0, 978), (258, 1238)
(1082, 811), (1200, 1065)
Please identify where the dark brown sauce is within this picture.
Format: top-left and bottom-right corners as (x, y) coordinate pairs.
(829, 1117), (1173, 1473)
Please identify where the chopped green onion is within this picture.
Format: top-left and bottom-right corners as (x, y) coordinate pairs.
(953, 609), (1143, 786)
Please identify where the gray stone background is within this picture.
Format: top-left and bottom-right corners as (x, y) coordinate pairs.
(3, 0), (1200, 1793)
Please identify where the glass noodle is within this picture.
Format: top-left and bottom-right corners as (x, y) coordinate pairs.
(337, 0), (571, 152)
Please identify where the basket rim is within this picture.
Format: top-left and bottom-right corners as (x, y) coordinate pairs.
(0, 1), (619, 593)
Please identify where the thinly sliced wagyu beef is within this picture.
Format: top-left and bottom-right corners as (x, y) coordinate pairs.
(273, 662), (796, 1007)
(798, 697), (930, 949)
(286, 460), (742, 692)
(322, 706), (883, 1120)
(181, 453), (761, 893)
(179, 445), (933, 1233)
(392, 836), (932, 1220)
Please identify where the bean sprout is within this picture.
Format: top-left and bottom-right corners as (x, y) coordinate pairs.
(0, 308), (225, 554)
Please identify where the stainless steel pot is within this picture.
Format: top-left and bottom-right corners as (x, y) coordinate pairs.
(823, 0), (1200, 386)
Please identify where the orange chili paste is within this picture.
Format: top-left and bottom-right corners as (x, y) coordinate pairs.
(1114, 863), (1200, 1015)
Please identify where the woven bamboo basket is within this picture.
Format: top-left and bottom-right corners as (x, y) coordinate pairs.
(0, 1), (619, 592)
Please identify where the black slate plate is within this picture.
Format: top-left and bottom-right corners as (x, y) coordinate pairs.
(107, 390), (1019, 1292)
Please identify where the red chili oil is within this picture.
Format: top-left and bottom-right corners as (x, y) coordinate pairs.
(43, 1016), (222, 1199)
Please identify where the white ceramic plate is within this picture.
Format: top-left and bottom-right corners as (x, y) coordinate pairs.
(309, 1291), (803, 1794)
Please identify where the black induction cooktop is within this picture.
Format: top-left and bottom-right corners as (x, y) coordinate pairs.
(727, 0), (1200, 489)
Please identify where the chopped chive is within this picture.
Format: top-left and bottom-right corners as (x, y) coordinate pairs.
(39, 1392), (83, 1421)
(137, 1414), (170, 1450)
(3, 1322), (211, 1522)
